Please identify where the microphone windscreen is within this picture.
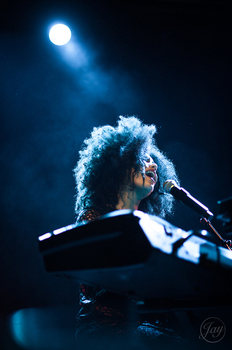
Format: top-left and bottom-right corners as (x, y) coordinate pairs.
(163, 180), (177, 193)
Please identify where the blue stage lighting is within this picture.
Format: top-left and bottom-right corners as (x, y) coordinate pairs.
(49, 24), (71, 46)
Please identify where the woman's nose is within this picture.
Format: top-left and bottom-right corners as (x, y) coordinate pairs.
(150, 162), (158, 171)
(144, 159), (158, 170)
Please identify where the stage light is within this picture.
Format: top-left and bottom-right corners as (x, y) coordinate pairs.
(49, 24), (71, 46)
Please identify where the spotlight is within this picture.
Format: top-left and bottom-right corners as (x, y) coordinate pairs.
(49, 24), (71, 46)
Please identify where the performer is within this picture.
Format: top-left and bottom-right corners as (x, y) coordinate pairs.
(73, 116), (183, 349)
(74, 115), (178, 221)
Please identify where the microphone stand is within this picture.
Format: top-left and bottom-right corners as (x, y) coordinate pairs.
(200, 217), (232, 251)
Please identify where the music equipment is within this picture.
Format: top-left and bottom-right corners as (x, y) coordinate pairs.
(38, 210), (232, 310)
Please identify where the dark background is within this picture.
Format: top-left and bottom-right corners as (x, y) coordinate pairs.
(0, 0), (232, 348)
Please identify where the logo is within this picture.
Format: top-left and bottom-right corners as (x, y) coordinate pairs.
(199, 317), (226, 343)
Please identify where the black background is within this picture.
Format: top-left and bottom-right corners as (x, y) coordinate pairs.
(0, 0), (232, 348)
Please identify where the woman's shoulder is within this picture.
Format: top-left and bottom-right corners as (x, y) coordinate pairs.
(76, 206), (111, 223)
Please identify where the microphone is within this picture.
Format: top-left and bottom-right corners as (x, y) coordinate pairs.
(163, 180), (214, 219)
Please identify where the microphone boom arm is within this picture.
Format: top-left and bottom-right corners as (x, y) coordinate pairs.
(171, 186), (213, 219)
(163, 180), (232, 251)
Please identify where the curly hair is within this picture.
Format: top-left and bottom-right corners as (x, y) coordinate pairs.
(74, 116), (179, 219)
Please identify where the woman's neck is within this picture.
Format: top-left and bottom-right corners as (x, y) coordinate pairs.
(116, 190), (140, 211)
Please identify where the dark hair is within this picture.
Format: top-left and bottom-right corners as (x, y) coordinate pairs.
(74, 116), (179, 219)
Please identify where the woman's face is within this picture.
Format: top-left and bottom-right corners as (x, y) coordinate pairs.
(133, 154), (158, 200)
